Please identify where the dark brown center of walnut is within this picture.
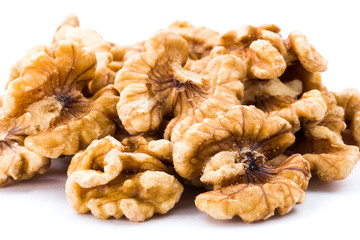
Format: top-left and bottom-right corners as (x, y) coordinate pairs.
(55, 94), (75, 109)
(231, 149), (277, 185)
(148, 68), (207, 108)
(252, 95), (295, 112)
(0, 128), (26, 152)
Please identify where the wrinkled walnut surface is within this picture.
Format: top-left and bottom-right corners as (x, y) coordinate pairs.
(66, 136), (183, 222)
(285, 31), (328, 72)
(242, 78), (303, 112)
(115, 31), (245, 141)
(4, 40), (118, 158)
(196, 154), (309, 222)
(54, 14), (115, 94)
(288, 96), (359, 181)
(268, 90), (329, 133)
(212, 25), (288, 79)
(0, 100), (50, 186)
(168, 21), (220, 61)
(334, 88), (360, 147)
(108, 42), (144, 73)
(174, 105), (310, 222)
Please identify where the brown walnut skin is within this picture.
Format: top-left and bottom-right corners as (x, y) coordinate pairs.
(66, 136), (183, 222)
(115, 31), (245, 141)
(173, 105), (310, 222)
(3, 40), (119, 158)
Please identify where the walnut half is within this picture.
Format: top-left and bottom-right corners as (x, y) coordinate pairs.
(173, 105), (310, 222)
(66, 136), (183, 222)
(3, 40), (119, 158)
(115, 31), (245, 141)
(0, 100), (50, 186)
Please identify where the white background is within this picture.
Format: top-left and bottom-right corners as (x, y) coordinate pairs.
(0, 0), (359, 239)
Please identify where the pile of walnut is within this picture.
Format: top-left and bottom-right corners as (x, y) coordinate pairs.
(0, 15), (359, 223)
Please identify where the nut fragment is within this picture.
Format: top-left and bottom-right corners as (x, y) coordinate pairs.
(4, 40), (119, 158)
(6, 44), (49, 89)
(173, 105), (310, 222)
(280, 63), (327, 93)
(54, 14), (115, 94)
(0, 100), (50, 186)
(268, 90), (329, 132)
(333, 88), (360, 147)
(66, 136), (183, 222)
(242, 78), (303, 112)
(168, 20), (220, 60)
(212, 25), (287, 79)
(196, 154), (309, 222)
(286, 31), (327, 72)
(289, 125), (359, 181)
(287, 93), (359, 181)
(108, 42), (144, 72)
(115, 31), (245, 141)
(120, 135), (173, 164)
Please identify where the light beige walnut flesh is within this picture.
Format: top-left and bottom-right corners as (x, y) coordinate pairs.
(287, 94), (359, 181)
(108, 42), (144, 73)
(115, 31), (245, 141)
(268, 90), (329, 133)
(54, 14), (115, 94)
(3, 40), (119, 158)
(6, 44), (49, 89)
(212, 25), (287, 79)
(333, 88), (360, 147)
(0, 102), (50, 186)
(242, 78), (303, 112)
(243, 75), (329, 133)
(289, 125), (359, 181)
(120, 135), (173, 164)
(173, 105), (310, 222)
(66, 136), (183, 222)
(168, 21), (220, 61)
(285, 31), (327, 72)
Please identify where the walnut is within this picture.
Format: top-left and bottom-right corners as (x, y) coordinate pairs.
(183, 56), (211, 74)
(173, 105), (310, 222)
(120, 135), (173, 164)
(285, 31), (327, 72)
(107, 41), (144, 73)
(0, 100), (50, 186)
(66, 136), (183, 222)
(168, 21), (220, 61)
(334, 88), (360, 147)
(288, 95), (359, 181)
(3, 40), (119, 158)
(115, 31), (245, 141)
(242, 78), (303, 112)
(280, 62), (327, 93)
(289, 126), (359, 181)
(268, 90), (329, 133)
(54, 14), (115, 94)
(6, 44), (49, 89)
(242, 74), (328, 132)
(212, 25), (287, 79)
